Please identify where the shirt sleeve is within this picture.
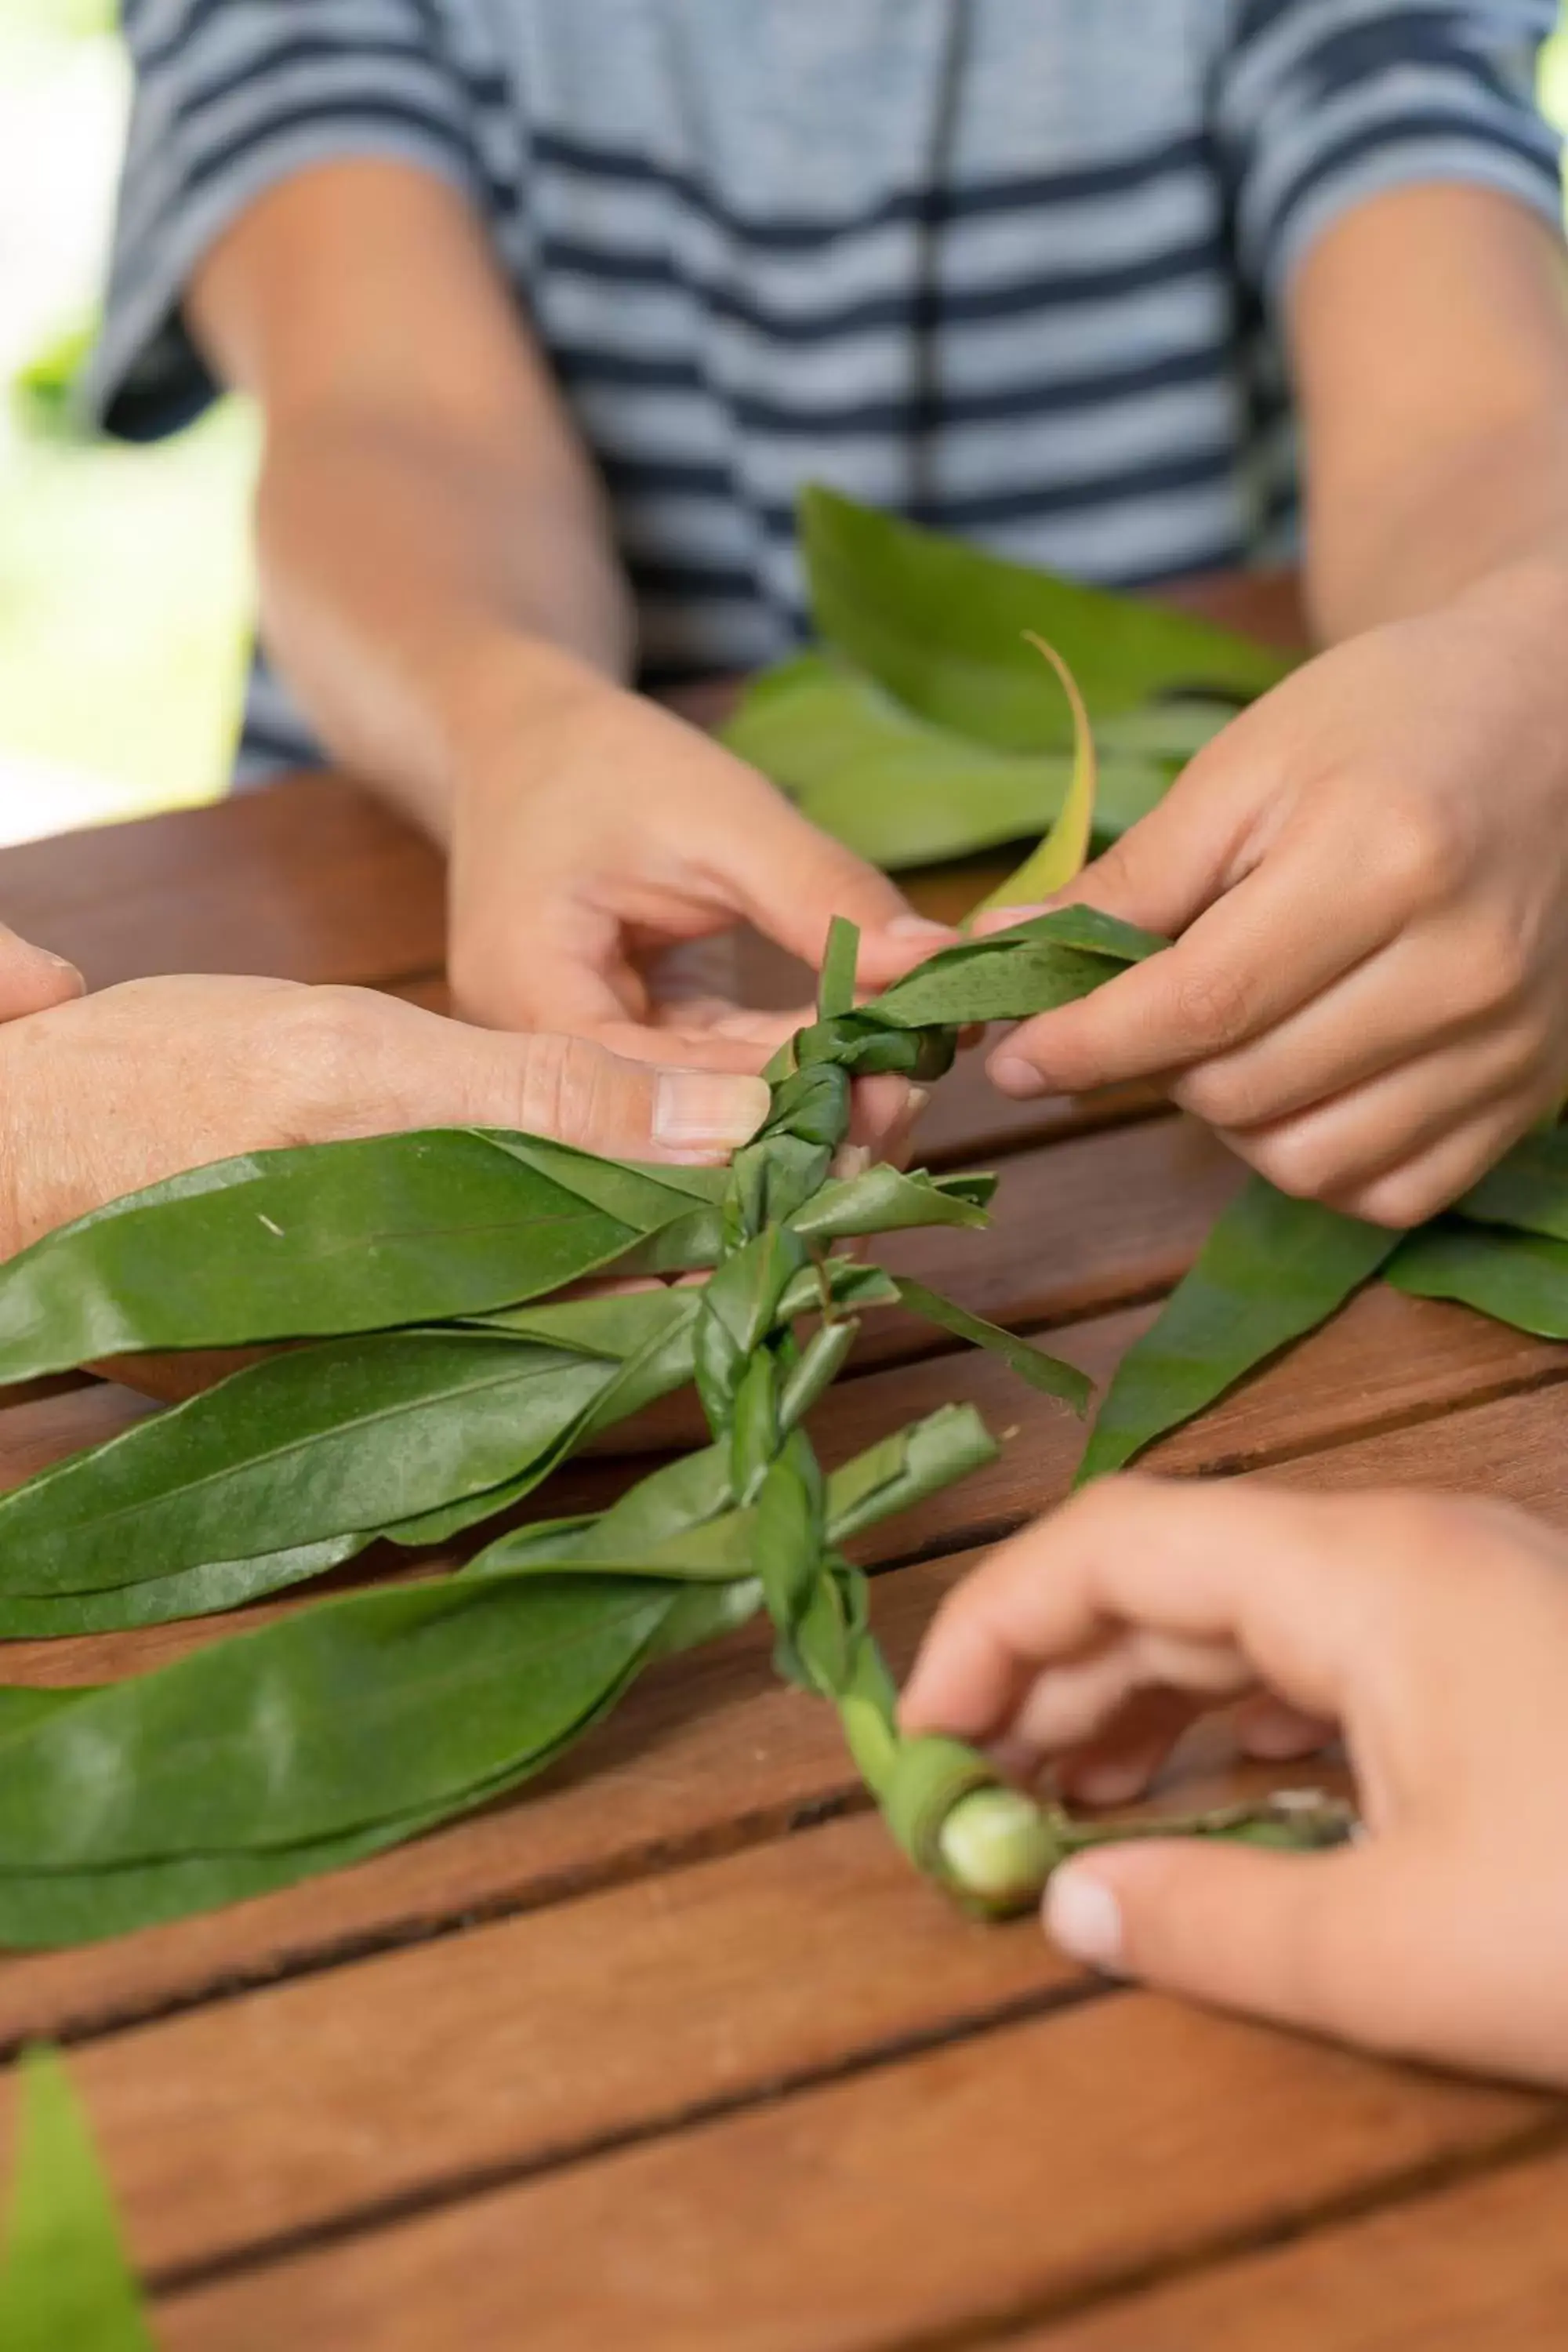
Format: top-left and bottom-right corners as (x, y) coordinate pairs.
(1215, 0), (1565, 308)
(88, 0), (485, 441)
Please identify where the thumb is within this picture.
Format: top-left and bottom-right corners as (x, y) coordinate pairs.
(437, 1029), (772, 1167)
(720, 788), (956, 989)
(1044, 1837), (1418, 2054)
(0, 925), (85, 1023)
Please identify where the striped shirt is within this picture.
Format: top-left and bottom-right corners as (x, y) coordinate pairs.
(93, 0), (1565, 786)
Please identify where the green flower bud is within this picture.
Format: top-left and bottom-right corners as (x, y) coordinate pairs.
(937, 1785), (1060, 1914)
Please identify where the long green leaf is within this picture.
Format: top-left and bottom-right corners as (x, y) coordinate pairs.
(1076, 1180), (1400, 1482)
(0, 1334), (616, 1616)
(0, 2046), (154, 2351)
(0, 1566), (760, 1948)
(801, 487), (1292, 751)
(1455, 1129), (1568, 1244)
(1388, 1221), (1568, 1336)
(722, 652), (1171, 869)
(0, 1131), (723, 1384)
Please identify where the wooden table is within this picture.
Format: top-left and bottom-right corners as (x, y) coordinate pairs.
(2, 586), (1566, 2347)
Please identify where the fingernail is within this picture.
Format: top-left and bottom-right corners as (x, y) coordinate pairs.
(886, 914), (957, 941)
(989, 1054), (1045, 1098)
(653, 1072), (771, 1149)
(831, 1142), (873, 1180)
(1044, 1864), (1124, 1971)
(906, 1086), (932, 1121)
(46, 955), (85, 993)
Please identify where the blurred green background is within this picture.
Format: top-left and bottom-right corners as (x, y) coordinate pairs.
(2, 1), (1568, 848)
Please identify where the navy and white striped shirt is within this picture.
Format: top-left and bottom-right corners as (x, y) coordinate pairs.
(93, 0), (1564, 785)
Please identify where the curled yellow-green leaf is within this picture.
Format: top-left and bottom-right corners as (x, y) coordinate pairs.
(971, 633), (1097, 922)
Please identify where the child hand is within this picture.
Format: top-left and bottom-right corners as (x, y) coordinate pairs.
(902, 1473), (1568, 2088)
(447, 669), (952, 1062)
(984, 572), (1568, 1225)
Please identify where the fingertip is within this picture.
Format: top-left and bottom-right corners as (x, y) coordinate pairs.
(1043, 1862), (1127, 1972)
(971, 902), (1055, 938)
(987, 1051), (1047, 1099)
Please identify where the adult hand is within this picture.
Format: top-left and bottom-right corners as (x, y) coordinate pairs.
(447, 666), (954, 1060)
(983, 568), (1568, 1225)
(0, 971), (771, 1259)
(902, 1474), (1568, 2088)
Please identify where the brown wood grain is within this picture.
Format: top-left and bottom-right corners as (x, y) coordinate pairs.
(2, 1814), (1080, 2280)
(0, 1301), (1555, 2054)
(154, 1995), (1539, 2350)
(0, 775), (444, 991)
(1020, 2140), (1568, 2351)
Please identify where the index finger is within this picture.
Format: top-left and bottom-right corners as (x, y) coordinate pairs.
(987, 845), (1393, 1097)
(898, 1475), (1421, 1745)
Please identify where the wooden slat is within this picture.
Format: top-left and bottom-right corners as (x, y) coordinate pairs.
(1259, 1377), (1568, 1523)
(1020, 2141), (1568, 2351)
(0, 1328), (1561, 2060)
(0, 1814), (1081, 2281)
(0, 777), (444, 990)
(0, 1548), (977, 2046)
(154, 1996), (1540, 2350)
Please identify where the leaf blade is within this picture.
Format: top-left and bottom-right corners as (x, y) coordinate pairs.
(1077, 1180), (1400, 1482)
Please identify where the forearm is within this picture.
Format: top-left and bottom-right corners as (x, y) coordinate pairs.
(1304, 405), (1568, 644)
(1293, 186), (1568, 644)
(256, 405), (633, 838)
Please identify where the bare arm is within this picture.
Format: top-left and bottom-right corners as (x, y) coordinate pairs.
(1290, 183), (1568, 640)
(190, 159), (630, 835)
(188, 159), (925, 1042)
(987, 184), (1568, 1225)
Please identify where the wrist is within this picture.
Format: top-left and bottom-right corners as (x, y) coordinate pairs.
(444, 632), (633, 837)
(1450, 554), (1568, 670)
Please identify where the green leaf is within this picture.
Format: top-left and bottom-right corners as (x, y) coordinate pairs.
(1455, 1129), (1568, 1244)
(1388, 1221), (1568, 1337)
(0, 1333), (619, 1618)
(818, 914), (861, 1020)
(1077, 1180), (1400, 1482)
(789, 1163), (993, 1243)
(0, 1131), (722, 1384)
(0, 1566), (760, 1945)
(892, 1279), (1091, 1414)
(0, 2046), (154, 2351)
(722, 652), (1171, 870)
(470, 1402), (1000, 1576)
(800, 487), (1293, 751)
(864, 905), (1165, 1029)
